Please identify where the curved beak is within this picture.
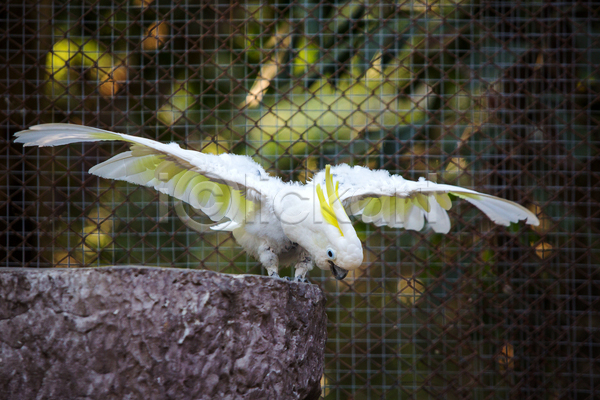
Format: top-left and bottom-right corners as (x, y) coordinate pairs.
(329, 261), (348, 280)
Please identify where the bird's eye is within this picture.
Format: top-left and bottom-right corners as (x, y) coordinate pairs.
(327, 248), (336, 260)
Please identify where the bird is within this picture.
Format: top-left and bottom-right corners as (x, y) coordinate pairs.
(15, 124), (539, 282)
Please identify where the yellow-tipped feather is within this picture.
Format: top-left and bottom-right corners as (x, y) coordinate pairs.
(325, 165), (336, 206)
(316, 164), (354, 236)
(434, 193), (452, 210)
(316, 184), (343, 236)
(415, 193), (430, 213)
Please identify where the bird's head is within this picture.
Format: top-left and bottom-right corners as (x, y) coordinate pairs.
(275, 165), (364, 280)
(308, 165), (363, 280)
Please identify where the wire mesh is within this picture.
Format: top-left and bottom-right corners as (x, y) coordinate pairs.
(2, 0), (599, 398)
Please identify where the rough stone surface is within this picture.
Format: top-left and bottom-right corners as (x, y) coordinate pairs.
(0, 267), (327, 400)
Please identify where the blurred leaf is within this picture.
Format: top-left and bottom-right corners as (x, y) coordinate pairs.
(497, 343), (515, 370)
(142, 21), (169, 51)
(398, 277), (425, 305)
(247, 53), (428, 161)
(292, 37), (319, 77)
(232, 2), (276, 63)
(199, 135), (231, 155)
(83, 207), (116, 249)
(157, 81), (200, 126)
(45, 38), (116, 98)
(534, 242), (553, 260)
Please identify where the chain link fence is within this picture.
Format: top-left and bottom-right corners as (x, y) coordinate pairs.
(2, 0), (599, 398)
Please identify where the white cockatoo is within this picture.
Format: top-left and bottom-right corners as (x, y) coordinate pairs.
(15, 124), (539, 281)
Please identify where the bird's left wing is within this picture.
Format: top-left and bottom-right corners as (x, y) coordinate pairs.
(14, 124), (275, 228)
(312, 164), (539, 234)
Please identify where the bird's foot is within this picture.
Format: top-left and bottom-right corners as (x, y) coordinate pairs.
(295, 276), (309, 283)
(287, 275), (309, 283)
(268, 271), (280, 279)
(292, 256), (312, 284)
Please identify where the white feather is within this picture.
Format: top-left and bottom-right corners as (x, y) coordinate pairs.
(15, 123), (281, 226)
(427, 196), (451, 234)
(14, 123), (540, 280)
(313, 164), (539, 232)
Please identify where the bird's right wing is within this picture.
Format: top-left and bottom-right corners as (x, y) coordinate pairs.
(15, 124), (277, 229)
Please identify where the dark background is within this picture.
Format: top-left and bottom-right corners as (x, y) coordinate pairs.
(1, 0), (598, 398)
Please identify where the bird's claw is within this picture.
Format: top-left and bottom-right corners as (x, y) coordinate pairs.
(284, 276), (309, 283)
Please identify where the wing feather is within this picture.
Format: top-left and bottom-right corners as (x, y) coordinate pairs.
(312, 164), (539, 234)
(15, 124), (273, 227)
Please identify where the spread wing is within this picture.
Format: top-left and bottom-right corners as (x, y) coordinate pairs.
(15, 123), (277, 229)
(312, 164), (539, 234)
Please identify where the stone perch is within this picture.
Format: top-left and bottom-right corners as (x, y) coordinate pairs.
(0, 267), (327, 400)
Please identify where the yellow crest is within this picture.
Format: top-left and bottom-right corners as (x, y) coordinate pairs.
(316, 165), (346, 236)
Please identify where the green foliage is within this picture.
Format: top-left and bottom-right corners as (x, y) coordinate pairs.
(31, 1), (599, 398)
